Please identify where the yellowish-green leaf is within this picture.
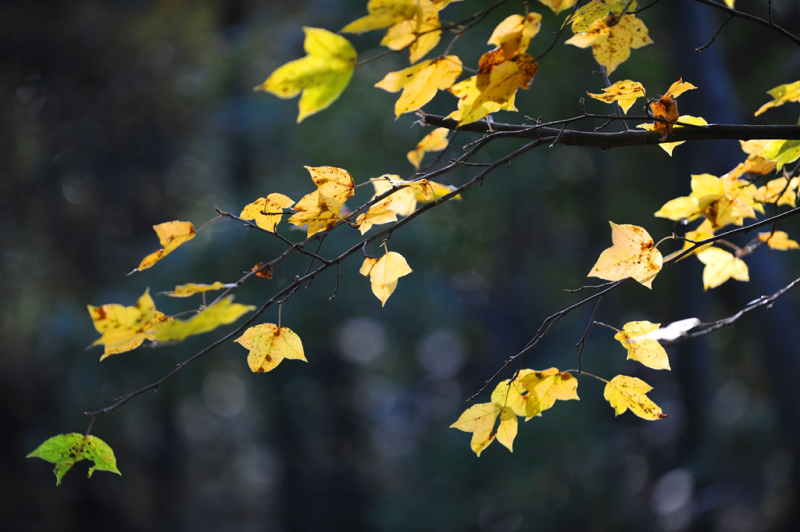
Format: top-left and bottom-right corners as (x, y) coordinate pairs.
(519, 368), (579, 420)
(761, 140), (800, 170)
(566, 0), (637, 32)
(588, 222), (663, 288)
(240, 193), (295, 232)
(133, 221), (196, 273)
(375, 56), (462, 117)
(407, 127), (450, 168)
(154, 296), (255, 342)
(257, 28), (356, 122)
(88, 289), (170, 360)
(758, 231), (800, 251)
(355, 197), (398, 235)
(235, 323), (306, 373)
(614, 321), (670, 370)
(587, 80), (645, 114)
(755, 80), (800, 116)
(604, 375), (668, 420)
(360, 251), (413, 306)
(27, 434), (121, 485)
(487, 13), (542, 58)
(696, 247), (749, 290)
(565, 14), (652, 75)
(342, 0), (418, 33)
(161, 282), (235, 298)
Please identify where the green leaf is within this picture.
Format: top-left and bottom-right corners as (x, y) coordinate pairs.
(762, 139), (800, 170)
(27, 433), (121, 485)
(153, 296), (255, 342)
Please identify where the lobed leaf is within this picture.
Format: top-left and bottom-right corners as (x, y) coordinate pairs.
(604, 375), (667, 420)
(27, 434), (121, 485)
(588, 222), (663, 288)
(133, 221), (196, 273)
(235, 323), (306, 373)
(154, 297), (255, 342)
(88, 289), (170, 360)
(614, 321), (670, 370)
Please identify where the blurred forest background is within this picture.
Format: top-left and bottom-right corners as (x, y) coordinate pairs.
(3, 0), (800, 530)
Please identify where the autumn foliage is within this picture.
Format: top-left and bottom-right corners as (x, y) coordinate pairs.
(27, 0), (800, 484)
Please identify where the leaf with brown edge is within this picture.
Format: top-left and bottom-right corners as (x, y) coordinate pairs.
(696, 247), (749, 290)
(375, 57), (461, 117)
(153, 297), (255, 342)
(519, 368), (579, 420)
(235, 323), (306, 373)
(604, 375), (668, 420)
(587, 80), (645, 114)
(588, 222), (663, 289)
(88, 289), (171, 360)
(132, 221), (196, 273)
(407, 127), (449, 168)
(240, 193), (295, 232)
(758, 231), (800, 251)
(355, 197), (398, 235)
(251, 262), (274, 279)
(487, 13), (542, 59)
(360, 251), (412, 306)
(161, 282), (236, 298)
(565, 14), (652, 75)
(614, 321), (670, 370)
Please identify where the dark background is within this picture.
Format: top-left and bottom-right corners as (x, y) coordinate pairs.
(3, 0), (800, 530)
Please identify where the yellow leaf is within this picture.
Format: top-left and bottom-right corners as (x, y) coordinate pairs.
(654, 196), (701, 221)
(604, 375), (668, 420)
(375, 56), (462, 117)
(567, 0), (637, 32)
(519, 368), (579, 420)
(380, 0), (442, 64)
(407, 127), (450, 168)
(664, 78), (698, 99)
(538, 0), (579, 15)
(587, 80), (645, 114)
(415, 180), (460, 202)
(286, 166), (354, 237)
(133, 221), (196, 272)
(161, 282), (236, 298)
(755, 177), (799, 207)
(565, 14), (652, 75)
(487, 13), (542, 59)
(360, 251), (413, 306)
(754, 80), (800, 116)
(738, 142), (777, 175)
(758, 231), (800, 251)
(449, 402), (502, 456)
(680, 219), (715, 257)
(495, 407), (518, 452)
(235, 323), (307, 373)
(449, 56), (537, 125)
(342, 0), (419, 33)
(696, 247), (749, 290)
(490, 369), (535, 418)
(588, 222), (663, 288)
(355, 198), (398, 235)
(371, 176), (419, 216)
(87, 289), (170, 360)
(239, 193), (295, 232)
(614, 321), (670, 370)
(257, 28), (356, 122)
(154, 297), (255, 342)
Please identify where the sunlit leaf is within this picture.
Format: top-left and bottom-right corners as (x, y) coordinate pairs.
(360, 251), (412, 306)
(133, 221), (196, 273)
(754, 80), (800, 116)
(375, 56), (462, 117)
(154, 297), (255, 342)
(588, 222), (663, 288)
(27, 434), (121, 485)
(87, 289), (170, 360)
(240, 193), (295, 232)
(565, 14), (651, 75)
(696, 247), (749, 290)
(614, 321), (670, 370)
(407, 127), (450, 168)
(235, 323), (307, 373)
(587, 80), (645, 114)
(758, 231), (800, 251)
(604, 375), (668, 420)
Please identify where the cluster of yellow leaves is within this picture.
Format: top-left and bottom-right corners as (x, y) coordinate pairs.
(87, 289), (254, 358)
(131, 221), (196, 273)
(451, 368), (578, 456)
(588, 222), (663, 288)
(286, 166), (355, 237)
(257, 28), (356, 123)
(566, 3), (652, 75)
(235, 323), (307, 373)
(360, 250), (413, 306)
(343, 0), (461, 64)
(447, 14), (540, 125)
(655, 172), (758, 229)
